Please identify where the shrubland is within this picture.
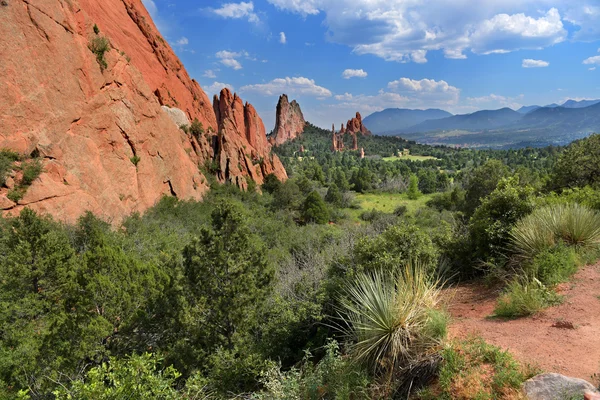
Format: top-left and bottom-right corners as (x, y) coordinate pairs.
(1, 129), (599, 399)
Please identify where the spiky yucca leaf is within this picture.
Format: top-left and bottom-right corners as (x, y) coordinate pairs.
(337, 263), (443, 376)
(510, 203), (600, 262)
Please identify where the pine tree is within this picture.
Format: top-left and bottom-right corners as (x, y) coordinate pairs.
(407, 174), (422, 200)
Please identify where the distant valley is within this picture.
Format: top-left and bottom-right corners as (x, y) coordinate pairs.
(363, 99), (600, 149)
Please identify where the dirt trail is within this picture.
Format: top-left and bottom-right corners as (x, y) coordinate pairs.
(448, 263), (600, 381)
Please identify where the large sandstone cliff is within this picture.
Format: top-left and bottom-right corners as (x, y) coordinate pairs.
(0, 0), (285, 222)
(268, 94), (306, 146)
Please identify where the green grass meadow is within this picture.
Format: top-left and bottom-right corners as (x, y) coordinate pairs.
(347, 192), (434, 221)
(382, 155), (438, 162)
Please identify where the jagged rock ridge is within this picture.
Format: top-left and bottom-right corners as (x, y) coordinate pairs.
(268, 94), (306, 146)
(345, 112), (372, 136)
(0, 0), (286, 223)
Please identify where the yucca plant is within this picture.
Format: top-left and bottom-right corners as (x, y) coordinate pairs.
(336, 263), (445, 382)
(510, 203), (600, 262)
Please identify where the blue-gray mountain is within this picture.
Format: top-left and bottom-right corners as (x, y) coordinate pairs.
(363, 99), (600, 149)
(362, 108), (452, 134)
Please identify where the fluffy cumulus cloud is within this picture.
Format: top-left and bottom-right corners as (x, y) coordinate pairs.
(583, 55), (600, 65)
(203, 70), (217, 78)
(241, 77), (332, 98)
(216, 50), (245, 70)
(522, 59), (549, 68)
(208, 2), (260, 24)
(387, 77), (460, 105)
(328, 77), (460, 121)
(265, 1), (592, 63)
(279, 32), (287, 44)
(205, 82), (235, 96)
(465, 93), (524, 111)
(342, 69), (368, 79)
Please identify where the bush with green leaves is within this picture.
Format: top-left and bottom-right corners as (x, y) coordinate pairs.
(256, 341), (370, 400)
(337, 265), (445, 383)
(527, 244), (578, 286)
(463, 159), (509, 216)
(89, 36), (110, 71)
(302, 190), (329, 224)
(550, 133), (600, 190)
(50, 353), (210, 400)
(262, 173), (282, 194)
(419, 338), (537, 399)
(0, 149), (20, 186)
(190, 118), (205, 139)
(468, 176), (534, 263)
(349, 223), (439, 276)
(494, 278), (562, 318)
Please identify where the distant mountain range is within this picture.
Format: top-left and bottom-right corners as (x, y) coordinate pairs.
(362, 108), (452, 133)
(363, 99), (600, 149)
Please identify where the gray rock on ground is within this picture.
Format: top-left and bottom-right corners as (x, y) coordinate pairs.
(523, 373), (599, 400)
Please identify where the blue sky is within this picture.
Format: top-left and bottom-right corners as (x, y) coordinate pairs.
(142, 0), (600, 130)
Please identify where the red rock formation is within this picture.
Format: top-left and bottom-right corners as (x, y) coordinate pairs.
(340, 123), (345, 134)
(345, 112), (371, 136)
(213, 89), (286, 189)
(268, 94), (306, 146)
(0, 0), (285, 223)
(351, 132), (358, 150)
(360, 147), (365, 159)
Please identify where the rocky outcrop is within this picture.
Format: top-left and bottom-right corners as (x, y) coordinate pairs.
(351, 131), (358, 150)
(345, 112), (372, 136)
(213, 89), (286, 189)
(268, 94), (306, 146)
(331, 124), (345, 152)
(0, 0), (285, 223)
(523, 373), (599, 400)
(0, 0), (286, 222)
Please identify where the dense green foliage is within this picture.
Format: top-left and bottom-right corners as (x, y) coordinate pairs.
(550, 133), (600, 190)
(1, 129), (599, 398)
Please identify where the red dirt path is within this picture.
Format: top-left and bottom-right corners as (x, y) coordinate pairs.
(447, 263), (600, 381)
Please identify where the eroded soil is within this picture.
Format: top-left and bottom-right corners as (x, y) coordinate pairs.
(448, 263), (600, 381)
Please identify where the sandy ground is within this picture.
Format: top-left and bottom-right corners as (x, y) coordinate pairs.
(447, 263), (600, 381)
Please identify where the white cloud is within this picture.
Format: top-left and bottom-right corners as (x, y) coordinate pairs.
(465, 93), (524, 110)
(265, 1), (579, 63)
(279, 32), (287, 44)
(335, 93), (353, 101)
(142, 0), (158, 18)
(468, 8), (565, 55)
(583, 55), (600, 65)
(216, 50), (245, 70)
(590, 67), (597, 71)
(342, 69), (368, 79)
(203, 70), (217, 78)
(176, 37), (189, 46)
(267, 0), (320, 16)
(241, 77), (332, 98)
(388, 78), (458, 94)
(564, 4), (600, 41)
(208, 2), (260, 24)
(522, 59), (549, 68)
(205, 82), (235, 97)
